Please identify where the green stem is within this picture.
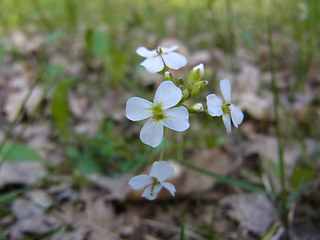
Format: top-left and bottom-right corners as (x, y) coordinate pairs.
(267, 13), (290, 240)
(158, 129), (166, 162)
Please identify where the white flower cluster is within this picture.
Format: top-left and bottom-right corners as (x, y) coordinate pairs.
(126, 45), (244, 200)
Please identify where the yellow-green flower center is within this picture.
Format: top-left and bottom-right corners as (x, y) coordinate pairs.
(154, 47), (168, 57)
(151, 103), (167, 122)
(156, 48), (163, 55)
(150, 178), (160, 196)
(222, 103), (231, 114)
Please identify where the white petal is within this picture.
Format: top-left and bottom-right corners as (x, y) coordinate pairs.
(140, 118), (164, 148)
(206, 94), (223, 117)
(222, 113), (232, 134)
(128, 175), (153, 190)
(160, 45), (179, 53)
(142, 184), (162, 200)
(150, 161), (175, 181)
(161, 182), (176, 196)
(126, 97), (153, 121)
(162, 52), (187, 70)
(154, 81), (182, 109)
(230, 104), (244, 127)
(163, 107), (189, 132)
(140, 56), (164, 73)
(136, 46), (156, 58)
(220, 79), (231, 103)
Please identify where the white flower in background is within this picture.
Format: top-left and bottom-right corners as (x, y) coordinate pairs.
(128, 161), (176, 200)
(206, 79), (244, 133)
(126, 81), (190, 147)
(136, 45), (187, 73)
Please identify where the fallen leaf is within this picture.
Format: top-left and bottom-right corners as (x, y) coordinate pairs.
(176, 148), (242, 195)
(26, 190), (53, 209)
(220, 193), (278, 237)
(88, 173), (132, 201)
(245, 134), (301, 188)
(10, 198), (60, 238)
(0, 162), (47, 187)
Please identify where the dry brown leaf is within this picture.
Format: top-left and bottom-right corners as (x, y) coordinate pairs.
(176, 149), (242, 195)
(220, 193), (278, 237)
(246, 134), (300, 178)
(237, 91), (274, 120)
(88, 173), (132, 201)
(11, 31), (43, 54)
(0, 162), (47, 187)
(4, 85), (43, 122)
(26, 190), (53, 209)
(69, 91), (89, 118)
(10, 198), (60, 239)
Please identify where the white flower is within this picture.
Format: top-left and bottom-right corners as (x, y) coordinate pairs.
(193, 63), (204, 77)
(136, 45), (187, 73)
(206, 79), (244, 133)
(126, 81), (190, 147)
(128, 161), (176, 200)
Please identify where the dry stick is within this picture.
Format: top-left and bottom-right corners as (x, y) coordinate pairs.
(0, 65), (48, 168)
(267, 18), (291, 240)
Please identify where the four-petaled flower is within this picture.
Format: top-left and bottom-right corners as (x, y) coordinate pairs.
(136, 45), (187, 73)
(128, 161), (176, 200)
(206, 79), (244, 133)
(126, 81), (190, 147)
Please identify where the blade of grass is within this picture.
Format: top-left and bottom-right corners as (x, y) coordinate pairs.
(0, 64), (63, 170)
(180, 222), (185, 240)
(0, 65), (48, 166)
(180, 161), (276, 197)
(267, 3), (290, 239)
(288, 179), (314, 206)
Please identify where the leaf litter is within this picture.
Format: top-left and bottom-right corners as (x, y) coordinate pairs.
(0, 28), (319, 240)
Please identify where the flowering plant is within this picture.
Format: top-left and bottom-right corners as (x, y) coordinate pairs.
(127, 44), (244, 200)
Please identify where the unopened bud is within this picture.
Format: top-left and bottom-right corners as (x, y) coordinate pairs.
(164, 71), (172, 80)
(192, 103), (204, 111)
(192, 63), (204, 77)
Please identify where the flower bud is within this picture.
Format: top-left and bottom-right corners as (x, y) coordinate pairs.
(181, 88), (190, 101)
(164, 71), (172, 80)
(191, 103), (204, 112)
(193, 63), (204, 77)
(187, 63), (205, 83)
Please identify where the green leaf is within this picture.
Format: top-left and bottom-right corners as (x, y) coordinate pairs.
(50, 78), (73, 136)
(74, 159), (99, 175)
(290, 167), (315, 189)
(0, 188), (27, 204)
(268, 160), (281, 179)
(0, 143), (42, 162)
(92, 29), (109, 58)
(46, 30), (64, 44)
(288, 179), (314, 206)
